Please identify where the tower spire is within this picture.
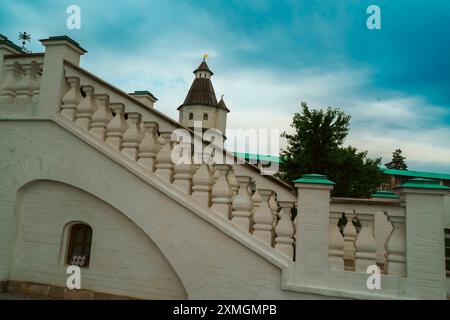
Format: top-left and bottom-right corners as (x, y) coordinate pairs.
(178, 58), (229, 134)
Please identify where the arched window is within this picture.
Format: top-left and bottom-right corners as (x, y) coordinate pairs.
(203, 113), (208, 120)
(189, 113), (194, 120)
(66, 223), (93, 268)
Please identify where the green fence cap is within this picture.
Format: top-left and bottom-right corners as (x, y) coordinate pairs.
(293, 174), (335, 185)
(400, 178), (450, 190)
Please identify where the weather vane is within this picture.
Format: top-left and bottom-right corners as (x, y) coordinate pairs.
(19, 32), (31, 53)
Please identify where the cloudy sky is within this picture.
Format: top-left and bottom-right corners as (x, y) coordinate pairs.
(1, 0), (449, 172)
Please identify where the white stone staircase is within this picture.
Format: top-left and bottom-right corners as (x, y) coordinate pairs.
(2, 37), (448, 299)
(55, 60), (298, 262)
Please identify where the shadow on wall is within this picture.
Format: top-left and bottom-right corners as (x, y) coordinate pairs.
(9, 179), (187, 300)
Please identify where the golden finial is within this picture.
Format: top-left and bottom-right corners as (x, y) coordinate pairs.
(203, 53), (208, 61)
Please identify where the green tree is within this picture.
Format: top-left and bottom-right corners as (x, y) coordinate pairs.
(385, 149), (408, 170)
(278, 102), (385, 198)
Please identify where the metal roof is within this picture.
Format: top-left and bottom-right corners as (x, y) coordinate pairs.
(383, 168), (450, 181)
(233, 152), (281, 163)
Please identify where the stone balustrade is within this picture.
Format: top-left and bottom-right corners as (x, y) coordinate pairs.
(57, 72), (447, 287)
(0, 54), (44, 105)
(57, 74), (297, 260)
(291, 174), (449, 299)
(4, 37), (448, 299)
(328, 200), (406, 276)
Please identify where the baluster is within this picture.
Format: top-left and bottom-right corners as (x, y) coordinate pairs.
(384, 214), (406, 276)
(90, 94), (112, 140)
(231, 176), (254, 232)
(211, 164), (233, 219)
(75, 85), (98, 130)
(192, 156), (214, 207)
(269, 194), (279, 244)
(30, 62), (42, 103)
(106, 103), (128, 150)
(155, 132), (175, 182)
(329, 212), (345, 270)
(172, 139), (196, 194)
(253, 189), (274, 245)
(137, 121), (160, 171)
(275, 201), (295, 259)
(293, 202), (298, 228)
(121, 112), (143, 160)
(15, 63), (33, 103)
(61, 76), (81, 121)
(355, 214), (377, 272)
(213, 167), (220, 182)
(343, 210), (357, 271)
(227, 170), (239, 196)
(0, 61), (20, 103)
(251, 189), (262, 216)
(140, 121), (146, 136)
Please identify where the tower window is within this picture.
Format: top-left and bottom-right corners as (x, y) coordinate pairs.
(189, 113), (194, 120)
(66, 223), (93, 268)
(203, 113), (208, 120)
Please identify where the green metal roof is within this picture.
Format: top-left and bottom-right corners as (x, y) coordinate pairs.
(383, 168), (450, 181)
(400, 178), (450, 190)
(130, 90), (158, 101)
(371, 190), (400, 199)
(233, 152), (281, 163)
(293, 174), (335, 185)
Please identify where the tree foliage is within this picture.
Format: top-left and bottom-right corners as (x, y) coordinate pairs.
(385, 149), (408, 170)
(278, 102), (385, 198)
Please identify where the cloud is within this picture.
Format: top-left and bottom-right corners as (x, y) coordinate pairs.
(59, 40), (450, 171)
(1, 0), (449, 172)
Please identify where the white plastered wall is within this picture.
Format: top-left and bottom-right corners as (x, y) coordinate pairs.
(445, 194), (450, 295)
(11, 180), (187, 299)
(0, 119), (325, 299)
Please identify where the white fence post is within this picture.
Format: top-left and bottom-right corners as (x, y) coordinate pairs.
(294, 174), (334, 274)
(399, 178), (449, 299)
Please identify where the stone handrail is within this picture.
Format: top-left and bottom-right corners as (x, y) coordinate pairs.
(288, 176), (448, 299)
(329, 199), (406, 276)
(2, 38), (448, 299)
(57, 69), (297, 260)
(62, 61), (297, 202)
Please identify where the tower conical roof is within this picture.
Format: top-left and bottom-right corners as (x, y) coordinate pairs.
(179, 59), (218, 108)
(194, 59), (213, 75)
(217, 96), (230, 112)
